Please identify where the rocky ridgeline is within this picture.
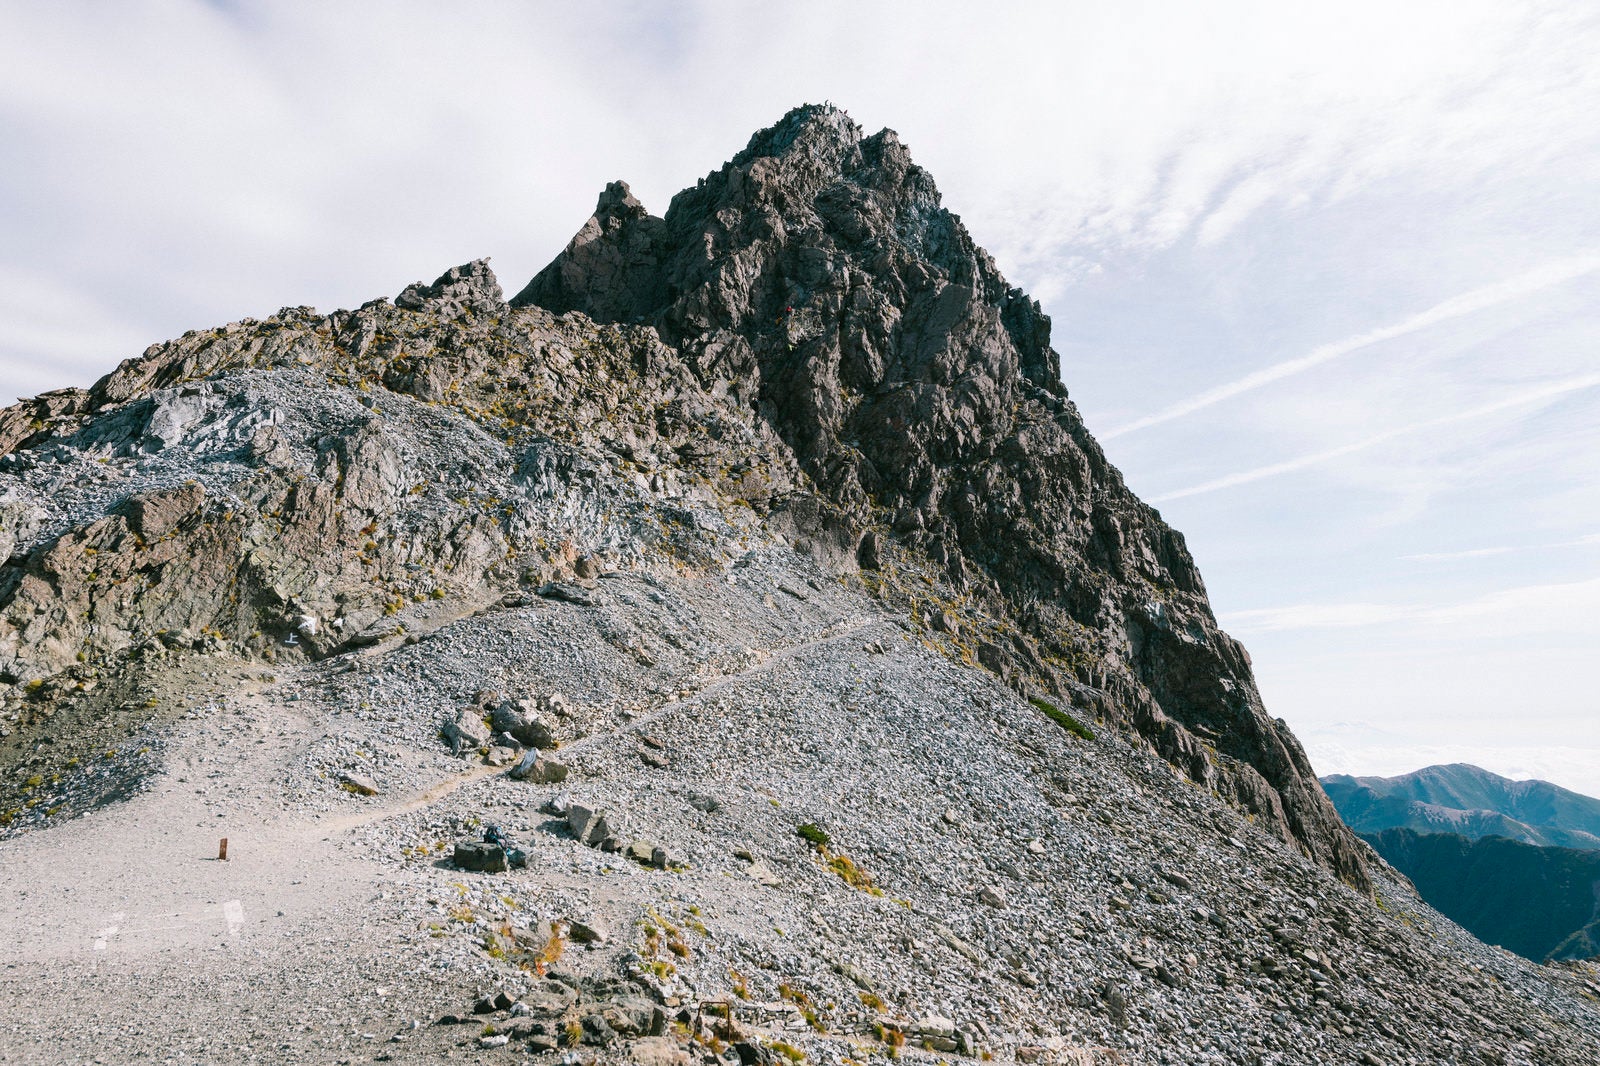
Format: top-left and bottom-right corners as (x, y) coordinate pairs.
(0, 105), (1358, 891)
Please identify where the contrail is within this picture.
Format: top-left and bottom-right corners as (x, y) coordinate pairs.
(1150, 374), (1600, 503)
(1104, 255), (1600, 440)
(1402, 532), (1600, 562)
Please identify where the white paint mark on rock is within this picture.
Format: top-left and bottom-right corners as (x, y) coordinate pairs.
(93, 911), (125, 952)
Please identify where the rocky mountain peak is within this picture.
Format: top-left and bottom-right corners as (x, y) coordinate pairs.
(734, 102), (863, 162)
(515, 105), (1366, 890)
(5, 104), (1600, 1065)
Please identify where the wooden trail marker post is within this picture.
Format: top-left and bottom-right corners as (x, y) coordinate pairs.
(218, 837), (228, 861)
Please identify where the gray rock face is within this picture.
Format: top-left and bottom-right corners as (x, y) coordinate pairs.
(513, 103), (1366, 890)
(453, 840), (507, 872)
(491, 698), (555, 749)
(568, 803), (613, 846)
(443, 709), (490, 756)
(508, 750), (568, 784)
(338, 771), (379, 796)
(396, 258), (507, 318)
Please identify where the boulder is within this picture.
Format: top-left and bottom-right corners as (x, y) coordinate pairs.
(913, 1015), (958, 1053)
(339, 772), (379, 796)
(568, 803), (613, 845)
(521, 979), (578, 1015)
(474, 990), (515, 1014)
(443, 709), (490, 755)
(568, 917), (609, 945)
(509, 750), (569, 784)
(454, 841), (508, 872)
(492, 698), (555, 748)
(601, 997), (665, 1037)
(539, 582), (595, 606)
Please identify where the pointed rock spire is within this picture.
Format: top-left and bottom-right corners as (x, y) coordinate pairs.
(513, 181), (666, 321)
(513, 104), (1371, 891)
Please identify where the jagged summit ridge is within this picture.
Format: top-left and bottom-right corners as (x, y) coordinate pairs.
(396, 257), (507, 317)
(515, 103), (1059, 393)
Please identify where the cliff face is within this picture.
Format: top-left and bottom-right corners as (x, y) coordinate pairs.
(514, 105), (1367, 889)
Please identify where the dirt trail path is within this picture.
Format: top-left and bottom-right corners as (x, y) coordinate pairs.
(0, 617), (876, 968)
(0, 683), (352, 963)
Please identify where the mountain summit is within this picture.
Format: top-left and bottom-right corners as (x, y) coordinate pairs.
(516, 103), (1363, 888)
(2, 106), (1597, 1063)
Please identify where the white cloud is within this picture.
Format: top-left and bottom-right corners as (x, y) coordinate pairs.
(1149, 373), (1600, 503)
(1106, 256), (1600, 440)
(1299, 722), (1600, 799)
(1221, 575), (1600, 634)
(4, 1), (1600, 406)
(1402, 533), (1600, 562)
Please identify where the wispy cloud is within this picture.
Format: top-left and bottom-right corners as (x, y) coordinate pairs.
(1220, 576), (1600, 634)
(1298, 723), (1600, 797)
(1149, 374), (1600, 503)
(1104, 255), (1600, 440)
(1403, 533), (1600, 562)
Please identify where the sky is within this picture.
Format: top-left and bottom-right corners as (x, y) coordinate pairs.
(2, 1), (1596, 794)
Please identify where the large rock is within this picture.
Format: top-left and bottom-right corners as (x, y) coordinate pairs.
(567, 803), (613, 846)
(520, 979), (578, 1016)
(453, 841), (508, 873)
(443, 709), (491, 756)
(491, 698), (555, 749)
(508, 750), (568, 784)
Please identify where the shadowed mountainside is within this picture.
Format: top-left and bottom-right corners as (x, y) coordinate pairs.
(1365, 827), (1600, 962)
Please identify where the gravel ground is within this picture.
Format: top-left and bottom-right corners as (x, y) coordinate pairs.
(3, 548), (1597, 1065)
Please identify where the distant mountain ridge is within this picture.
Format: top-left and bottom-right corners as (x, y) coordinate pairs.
(1323, 763), (1600, 851)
